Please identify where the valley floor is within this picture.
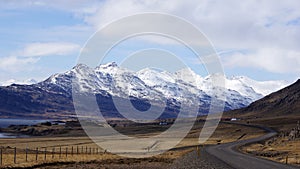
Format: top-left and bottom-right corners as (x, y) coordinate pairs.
(0, 120), (266, 168)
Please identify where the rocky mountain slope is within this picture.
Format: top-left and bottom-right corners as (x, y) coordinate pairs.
(0, 62), (290, 119)
(229, 79), (300, 118)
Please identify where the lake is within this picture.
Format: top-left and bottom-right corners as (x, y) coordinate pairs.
(0, 118), (48, 138)
(0, 133), (18, 138)
(0, 119), (48, 128)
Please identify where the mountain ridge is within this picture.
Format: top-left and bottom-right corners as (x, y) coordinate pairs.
(228, 79), (300, 118)
(0, 62), (291, 119)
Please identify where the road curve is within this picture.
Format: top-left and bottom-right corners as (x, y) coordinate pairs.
(206, 123), (300, 169)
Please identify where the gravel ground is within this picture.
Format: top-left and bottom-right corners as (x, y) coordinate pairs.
(35, 162), (171, 169)
(169, 149), (233, 169)
(32, 149), (233, 169)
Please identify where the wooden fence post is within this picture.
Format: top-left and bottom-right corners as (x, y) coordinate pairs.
(77, 146), (79, 155)
(286, 155), (288, 164)
(0, 148), (2, 166)
(25, 147), (28, 162)
(36, 148), (38, 161)
(86, 146), (88, 154)
(14, 147), (17, 164)
(52, 148), (55, 159)
(196, 145), (201, 157)
(44, 148), (47, 160)
(81, 146), (83, 154)
(89, 147), (91, 155)
(59, 146), (62, 158)
(66, 147), (68, 158)
(71, 146), (73, 156)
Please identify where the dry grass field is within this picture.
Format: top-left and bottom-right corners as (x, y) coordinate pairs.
(0, 120), (266, 168)
(240, 116), (300, 167)
(242, 138), (300, 166)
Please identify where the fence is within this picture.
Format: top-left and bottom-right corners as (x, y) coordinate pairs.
(284, 155), (300, 165)
(0, 145), (106, 167)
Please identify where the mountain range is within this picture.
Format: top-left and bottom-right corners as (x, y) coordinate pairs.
(0, 62), (290, 119)
(0, 79), (37, 86)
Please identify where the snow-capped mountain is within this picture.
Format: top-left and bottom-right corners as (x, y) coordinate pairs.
(39, 62), (289, 112)
(228, 76), (289, 96)
(0, 79), (37, 86)
(0, 62), (290, 119)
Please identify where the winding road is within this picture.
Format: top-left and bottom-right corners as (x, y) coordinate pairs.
(206, 123), (299, 169)
(172, 122), (300, 169)
(25, 123), (299, 169)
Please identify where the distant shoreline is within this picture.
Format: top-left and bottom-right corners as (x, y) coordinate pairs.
(0, 132), (28, 138)
(0, 118), (55, 138)
(0, 118), (55, 128)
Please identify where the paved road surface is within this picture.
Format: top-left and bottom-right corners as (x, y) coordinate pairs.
(171, 123), (299, 169)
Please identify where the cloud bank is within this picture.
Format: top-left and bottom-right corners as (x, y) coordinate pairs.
(0, 0), (299, 79)
(0, 42), (80, 72)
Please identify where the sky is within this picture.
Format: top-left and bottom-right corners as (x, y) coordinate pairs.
(0, 0), (299, 83)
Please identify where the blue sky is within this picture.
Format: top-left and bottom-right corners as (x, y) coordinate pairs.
(0, 0), (299, 83)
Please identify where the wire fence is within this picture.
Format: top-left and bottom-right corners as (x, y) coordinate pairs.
(0, 145), (107, 168)
(0, 145), (299, 168)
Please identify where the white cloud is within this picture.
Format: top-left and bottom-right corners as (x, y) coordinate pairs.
(0, 42), (80, 72)
(1, 0), (300, 76)
(2, 1), (299, 51)
(0, 56), (38, 72)
(20, 42), (80, 57)
(79, 0), (300, 74)
(223, 48), (300, 74)
(79, 0), (300, 47)
(0, 0), (101, 14)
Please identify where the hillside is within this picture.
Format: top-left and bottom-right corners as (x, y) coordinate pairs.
(229, 79), (300, 118)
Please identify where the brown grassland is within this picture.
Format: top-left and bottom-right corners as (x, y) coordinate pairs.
(0, 120), (266, 168)
(239, 116), (300, 166)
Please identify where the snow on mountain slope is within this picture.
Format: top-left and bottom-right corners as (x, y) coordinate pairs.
(229, 76), (289, 96)
(174, 68), (204, 86)
(1, 62), (286, 114)
(225, 77), (263, 101)
(1, 62), (289, 112)
(0, 79), (37, 86)
(0, 62), (291, 119)
(36, 62), (291, 113)
(174, 69), (289, 101)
